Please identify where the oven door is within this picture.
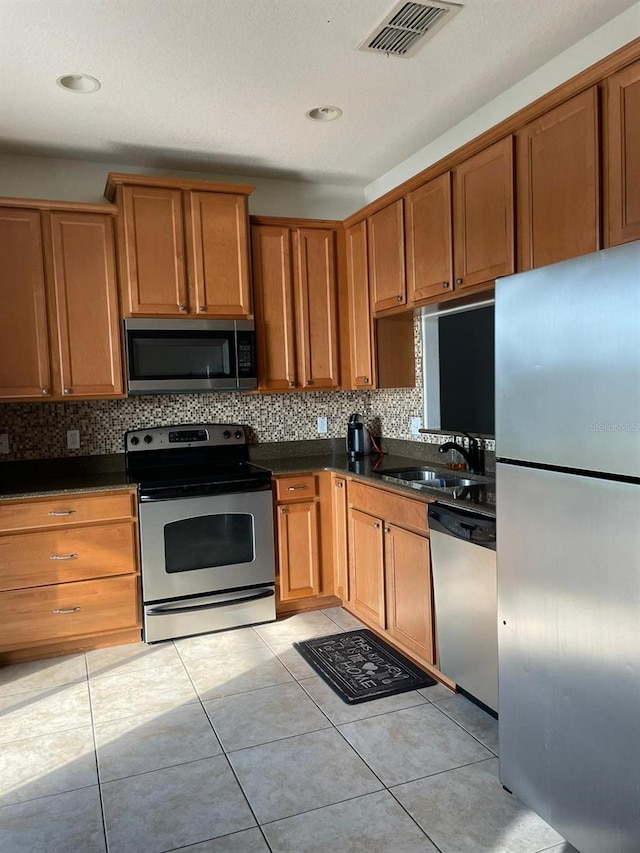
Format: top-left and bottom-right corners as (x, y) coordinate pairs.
(139, 488), (275, 603)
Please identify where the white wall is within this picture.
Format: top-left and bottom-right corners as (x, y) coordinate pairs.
(365, 3), (640, 203)
(0, 153), (364, 219)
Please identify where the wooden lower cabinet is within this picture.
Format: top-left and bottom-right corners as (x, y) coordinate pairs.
(273, 473), (338, 612)
(276, 500), (320, 600)
(348, 508), (385, 630)
(0, 489), (141, 664)
(385, 523), (434, 664)
(331, 476), (348, 601)
(346, 482), (435, 669)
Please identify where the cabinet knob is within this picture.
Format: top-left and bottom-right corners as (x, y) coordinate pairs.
(279, 507), (287, 514)
(396, 295), (403, 302)
(336, 481), (343, 488)
(305, 380), (313, 386)
(178, 304), (187, 312)
(63, 388), (72, 395)
(384, 527), (391, 534)
(198, 305), (206, 312)
(289, 381), (295, 388)
(41, 388), (50, 395)
(442, 281), (449, 289)
(455, 278), (463, 285)
(363, 377), (369, 384)
(373, 522), (380, 529)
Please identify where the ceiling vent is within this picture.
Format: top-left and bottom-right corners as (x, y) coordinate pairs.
(359, 1), (462, 58)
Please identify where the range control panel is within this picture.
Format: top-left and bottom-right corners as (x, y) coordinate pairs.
(125, 424), (246, 452)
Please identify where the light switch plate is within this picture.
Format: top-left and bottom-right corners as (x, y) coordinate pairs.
(410, 417), (421, 435)
(0, 433), (9, 455)
(67, 429), (80, 450)
(317, 416), (328, 434)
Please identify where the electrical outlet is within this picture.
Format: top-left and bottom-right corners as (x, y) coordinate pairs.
(410, 417), (422, 436)
(317, 416), (328, 435)
(67, 429), (80, 450)
(0, 433), (9, 455)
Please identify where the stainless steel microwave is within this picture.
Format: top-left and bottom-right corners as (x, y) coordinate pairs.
(124, 319), (257, 395)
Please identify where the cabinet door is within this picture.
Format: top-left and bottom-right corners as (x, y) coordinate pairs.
(517, 87), (600, 270)
(605, 60), (640, 247)
(385, 524), (434, 665)
(251, 225), (297, 390)
(0, 208), (51, 400)
(454, 136), (515, 288)
(46, 212), (124, 398)
(293, 228), (340, 389)
(348, 508), (385, 629)
(277, 501), (320, 600)
(119, 186), (188, 315)
(368, 200), (406, 312)
(405, 173), (454, 303)
(345, 221), (376, 389)
(186, 192), (252, 317)
(332, 477), (349, 601)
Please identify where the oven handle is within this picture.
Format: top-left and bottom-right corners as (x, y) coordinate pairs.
(146, 588), (274, 616)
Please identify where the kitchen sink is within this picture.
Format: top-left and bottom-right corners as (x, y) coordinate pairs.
(379, 467), (489, 492)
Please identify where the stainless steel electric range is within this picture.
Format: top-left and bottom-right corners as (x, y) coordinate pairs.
(125, 424), (276, 643)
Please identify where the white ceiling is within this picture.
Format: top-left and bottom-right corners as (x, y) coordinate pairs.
(0, 0), (636, 186)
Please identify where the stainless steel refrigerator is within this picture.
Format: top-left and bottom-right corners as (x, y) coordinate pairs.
(495, 239), (640, 853)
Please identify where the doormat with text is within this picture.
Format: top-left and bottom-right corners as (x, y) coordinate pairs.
(294, 629), (436, 704)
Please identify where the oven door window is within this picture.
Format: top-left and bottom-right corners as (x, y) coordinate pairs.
(129, 330), (236, 380)
(164, 513), (254, 573)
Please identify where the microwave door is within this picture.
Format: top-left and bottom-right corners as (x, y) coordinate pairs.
(125, 322), (240, 393)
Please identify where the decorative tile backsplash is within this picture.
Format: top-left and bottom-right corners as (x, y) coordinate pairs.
(0, 318), (493, 461)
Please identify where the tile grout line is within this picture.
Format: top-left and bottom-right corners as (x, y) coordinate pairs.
(85, 650), (110, 853)
(177, 641), (274, 852)
(428, 699), (499, 756)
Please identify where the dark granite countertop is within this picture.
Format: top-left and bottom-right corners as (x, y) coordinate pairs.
(0, 442), (495, 518)
(258, 452), (496, 518)
(0, 454), (132, 500)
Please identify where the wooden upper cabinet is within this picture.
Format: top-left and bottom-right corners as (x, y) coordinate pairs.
(293, 228), (340, 390)
(45, 212), (123, 398)
(0, 202), (123, 403)
(186, 191), (252, 317)
(368, 200), (406, 312)
(405, 172), (454, 303)
(605, 60), (640, 247)
(0, 208), (51, 400)
(517, 87), (600, 270)
(345, 221), (376, 389)
(453, 136), (515, 288)
(251, 224), (297, 390)
(119, 185), (188, 315)
(107, 174), (254, 318)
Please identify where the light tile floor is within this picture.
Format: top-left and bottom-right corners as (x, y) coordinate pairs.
(0, 607), (577, 853)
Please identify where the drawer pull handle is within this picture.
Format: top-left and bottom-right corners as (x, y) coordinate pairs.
(286, 485), (308, 491)
(50, 553), (78, 561)
(53, 607), (81, 615)
(48, 510), (77, 516)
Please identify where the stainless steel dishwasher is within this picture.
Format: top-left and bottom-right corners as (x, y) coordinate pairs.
(428, 503), (498, 713)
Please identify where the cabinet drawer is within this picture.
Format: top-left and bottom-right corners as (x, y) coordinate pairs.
(274, 475), (318, 502)
(0, 491), (135, 533)
(0, 522), (137, 591)
(0, 575), (141, 648)
(348, 481), (429, 535)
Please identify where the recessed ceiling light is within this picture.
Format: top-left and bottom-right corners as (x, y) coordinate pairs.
(56, 73), (101, 94)
(306, 105), (342, 122)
